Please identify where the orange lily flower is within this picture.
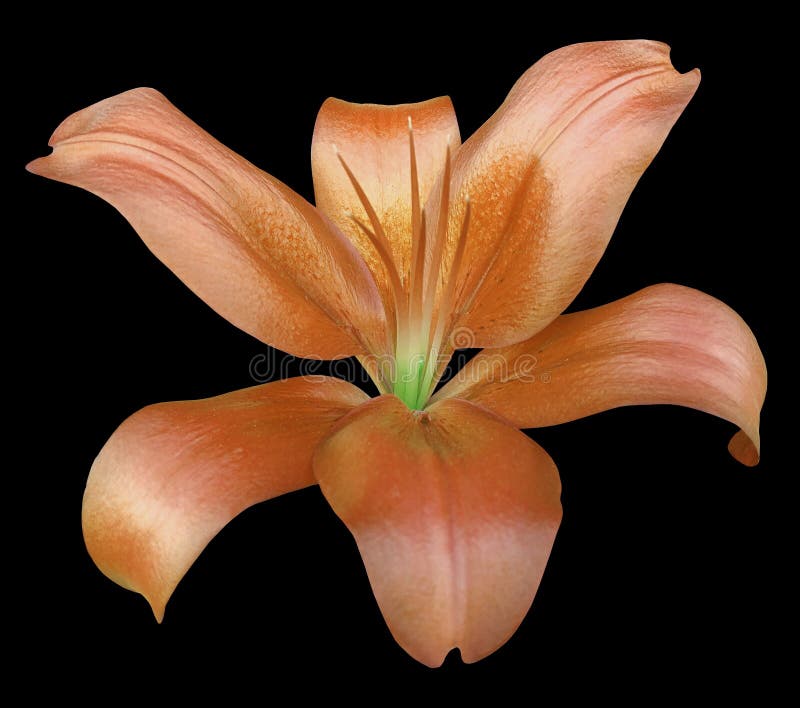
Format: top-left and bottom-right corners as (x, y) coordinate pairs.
(27, 40), (766, 667)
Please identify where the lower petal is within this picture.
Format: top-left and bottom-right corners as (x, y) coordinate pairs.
(83, 376), (368, 620)
(435, 284), (766, 466)
(313, 395), (562, 667)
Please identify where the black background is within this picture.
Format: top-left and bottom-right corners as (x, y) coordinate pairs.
(13, 12), (787, 699)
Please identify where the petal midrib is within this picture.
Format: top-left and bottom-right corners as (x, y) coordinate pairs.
(54, 130), (236, 206)
(536, 66), (675, 160)
(498, 63), (675, 160)
(435, 454), (467, 650)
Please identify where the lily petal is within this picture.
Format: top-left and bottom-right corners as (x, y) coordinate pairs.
(311, 97), (460, 301)
(435, 285), (766, 466)
(83, 376), (368, 621)
(441, 40), (700, 347)
(27, 88), (387, 359)
(314, 395), (561, 666)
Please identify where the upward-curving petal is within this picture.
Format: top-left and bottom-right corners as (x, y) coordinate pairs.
(82, 376), (368, 621)
(311, 97), (460, 302)
(435, 40), (700, 348)
(314, 395), (562, 667)
(435, 285), (767, 466)
(27, 88), (387, 359)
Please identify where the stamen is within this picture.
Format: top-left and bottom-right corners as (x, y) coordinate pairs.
(348, 212), (406, 330)
(415, 195), (472, 408)
(335, 149), (401, 290)
(421, 145), (451, 337)
(333, 137), (469, 409)
(436, 195), (471, 333)
(336, 147), (407, 350)
(407, 118), (426, 329)
(411, 209), (427, 334)
(356, 353), (391, 395)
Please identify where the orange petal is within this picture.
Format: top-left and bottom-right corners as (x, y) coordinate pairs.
(314, 395), (562, 666)
(27, 88), (387, 359)
(439, 40), (699, 347)
(83, 376), (368, 620)
(436, 285), (766, 465)
(311, 97), (460, 300)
